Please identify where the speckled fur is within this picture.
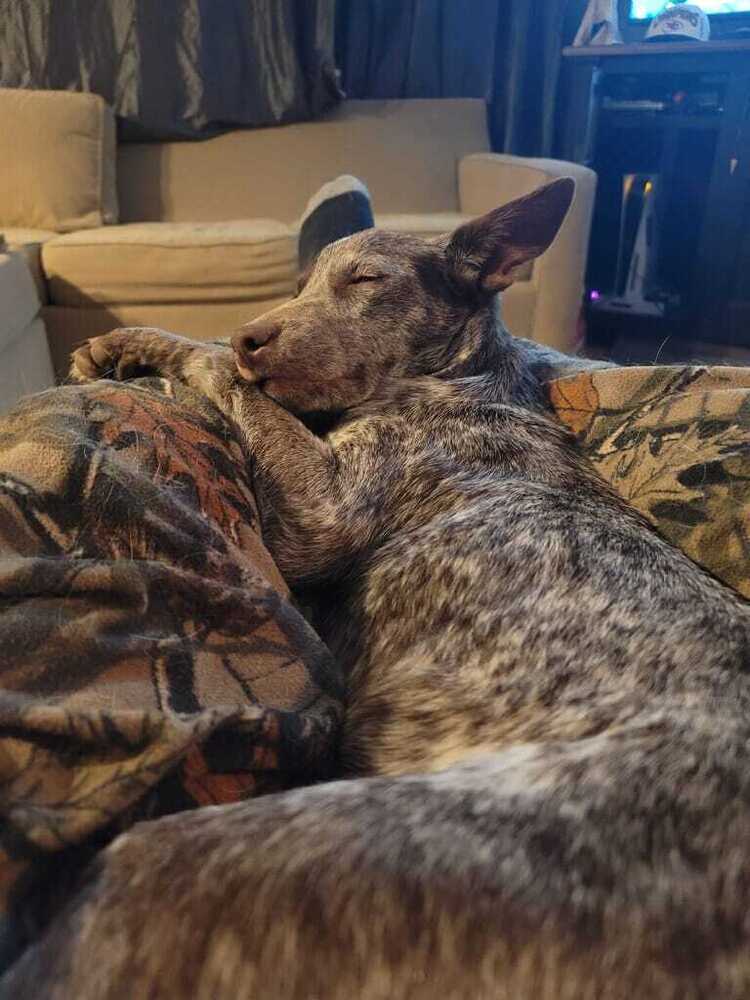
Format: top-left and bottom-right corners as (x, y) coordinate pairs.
(11, 179), (750, 998)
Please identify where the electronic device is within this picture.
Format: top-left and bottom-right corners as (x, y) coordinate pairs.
(614, 174), (663, 312)
(591, 174), (665, 318)
(630, 1), (750, 19)
(599, 69), (727, 115)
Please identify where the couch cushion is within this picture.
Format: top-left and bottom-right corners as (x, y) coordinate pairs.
(0, 88), (118, 232)
(374, 213), (471, 239)
(0, 252), (41, 352)
(1, 228), (57, 303)
(117, 99), (490, 224)
(43, 221), (298, 307)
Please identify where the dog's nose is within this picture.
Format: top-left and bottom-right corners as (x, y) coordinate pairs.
(231, 320), (282, 360)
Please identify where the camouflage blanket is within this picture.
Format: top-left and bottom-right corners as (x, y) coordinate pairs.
(0, 358), (749, 962)
(549, 365), (750, 598)
(0, 378), (343, 946)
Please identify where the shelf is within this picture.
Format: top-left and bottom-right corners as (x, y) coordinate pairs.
(561, 34), (750, 347)
(563, 40), (750, 58)
(598, 115), (722, 129)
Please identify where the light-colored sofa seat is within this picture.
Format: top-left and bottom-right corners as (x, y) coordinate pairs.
(43, 221), (298, 308)
(0, 88), (596, 378)
(0, 251), (55, 414)
(40, 221), (299, 369)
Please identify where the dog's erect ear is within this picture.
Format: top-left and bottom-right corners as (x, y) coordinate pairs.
(445, 177), (575, 294)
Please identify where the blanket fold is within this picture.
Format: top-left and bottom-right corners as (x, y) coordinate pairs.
(0, 378), (343, 922)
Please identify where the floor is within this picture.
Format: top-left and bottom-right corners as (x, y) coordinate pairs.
(584, 331), (750, 367)
(582, 305), (750, 367)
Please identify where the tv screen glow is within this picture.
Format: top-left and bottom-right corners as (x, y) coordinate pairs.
(631, 0), (750, 17)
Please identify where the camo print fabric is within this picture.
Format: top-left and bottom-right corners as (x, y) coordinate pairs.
(0, 378), (343, 917)
(549, 365), (750, 599)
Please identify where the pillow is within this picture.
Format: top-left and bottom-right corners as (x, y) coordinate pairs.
(549, 365), (750, 598)
(0, 88), (119, 232)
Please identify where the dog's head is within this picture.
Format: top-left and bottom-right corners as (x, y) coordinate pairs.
(231, 178), (574, 413)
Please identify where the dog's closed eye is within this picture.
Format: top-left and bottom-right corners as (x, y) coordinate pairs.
(349, 273), (384, 285)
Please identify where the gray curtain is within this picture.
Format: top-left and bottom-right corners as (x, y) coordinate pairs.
(336, 0), (587, 156)
(0, 0), (342, 139)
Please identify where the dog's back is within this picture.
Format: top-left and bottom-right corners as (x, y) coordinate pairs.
(324, 382), (750, 781)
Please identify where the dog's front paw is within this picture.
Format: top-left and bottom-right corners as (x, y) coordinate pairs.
(69, 328), (188, 384)
(70, 332), (125, 383)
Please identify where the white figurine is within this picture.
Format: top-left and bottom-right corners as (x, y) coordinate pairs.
(574, 0), (623, 46)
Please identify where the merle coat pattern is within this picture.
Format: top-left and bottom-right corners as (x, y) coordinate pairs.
(7, 179), (750, 999)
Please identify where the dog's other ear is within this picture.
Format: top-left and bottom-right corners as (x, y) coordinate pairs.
(445, 177), (575, 294)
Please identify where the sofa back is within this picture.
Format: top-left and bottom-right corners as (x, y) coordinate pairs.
(117, 99), (490, 224)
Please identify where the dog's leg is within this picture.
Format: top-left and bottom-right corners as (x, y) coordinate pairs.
(211, 381), (375, 584)
(5, 730), (747, 1000)
(70, 328), (376, 584)
(69, 327), (227, 383)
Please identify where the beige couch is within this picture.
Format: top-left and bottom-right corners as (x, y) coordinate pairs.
(0, 88), (597, 379)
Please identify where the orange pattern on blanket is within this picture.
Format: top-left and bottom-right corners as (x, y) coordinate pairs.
(0, 377), (343, 920)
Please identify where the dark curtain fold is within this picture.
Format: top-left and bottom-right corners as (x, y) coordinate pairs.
(0, 0), (342, 139)
(335, 0), (500, 101)
(336, 0), (588, 156)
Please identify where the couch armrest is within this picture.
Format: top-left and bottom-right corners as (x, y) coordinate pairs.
(458, 154), (597, 351)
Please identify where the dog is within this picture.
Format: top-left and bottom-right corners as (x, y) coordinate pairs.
(6, 177), (750, 998)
